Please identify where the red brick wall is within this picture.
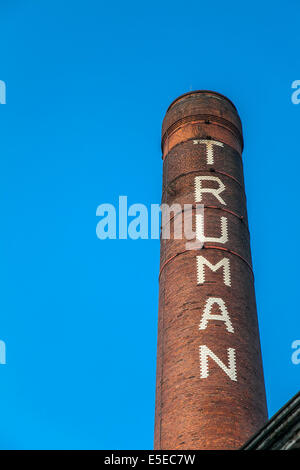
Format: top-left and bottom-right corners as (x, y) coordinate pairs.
(154, 91), (268, 450)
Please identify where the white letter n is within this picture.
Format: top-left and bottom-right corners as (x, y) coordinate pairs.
(199, 345), (237, 381)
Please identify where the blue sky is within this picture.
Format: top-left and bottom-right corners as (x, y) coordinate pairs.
(0, 0), (299, 450)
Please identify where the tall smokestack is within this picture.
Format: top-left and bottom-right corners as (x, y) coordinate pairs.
(154, 91), (268, 450)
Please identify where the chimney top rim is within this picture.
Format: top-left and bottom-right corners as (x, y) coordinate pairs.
(166, 90), (238, 114)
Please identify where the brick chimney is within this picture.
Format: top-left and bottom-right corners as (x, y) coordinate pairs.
(154, 91), (268, 450)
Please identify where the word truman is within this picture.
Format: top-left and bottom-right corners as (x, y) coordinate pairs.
(193, 140), (237, 382)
